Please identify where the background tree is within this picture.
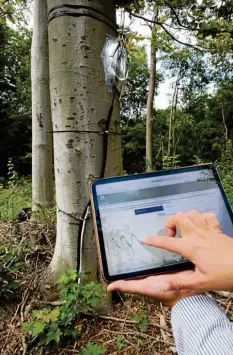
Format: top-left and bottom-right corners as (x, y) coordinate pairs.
(31, 0), (53, 214)
(120, 41), (149, 124)
(0, 24), (31, 178)
(0, 0), (28, 24)
(146, 18), (158, 171)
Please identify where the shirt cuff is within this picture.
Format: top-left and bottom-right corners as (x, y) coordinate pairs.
(171, 295), (233, 355)
(171, 294), (222, 328)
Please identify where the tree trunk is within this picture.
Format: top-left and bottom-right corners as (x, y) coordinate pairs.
(146, 38), (156, 172)
(32, 0), (53, 215)
(47, 0), (122, 280)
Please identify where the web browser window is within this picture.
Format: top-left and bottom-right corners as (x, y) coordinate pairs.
(96, 169), (233, 276)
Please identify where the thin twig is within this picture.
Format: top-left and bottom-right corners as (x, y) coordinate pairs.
(108, 345), (135, 355)
(121, 299), (132, 334)
(106, 329), (174, 344)
(37, 300), (66, 306)
(84, 313), (172, 333)
(225, 300), (232, 316)
(20, 277), (36, 355)
(213, 291), (233, 298)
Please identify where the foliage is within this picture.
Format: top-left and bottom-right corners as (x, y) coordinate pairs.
(0, 0), (29, 25)
(0, 159), (55, 222)
(0, 178), (31, 221)
(7, 158), (18, 187)
(131, 312), (149, 331)
(121, 42), (149, 123)
(0, 23), (32, 178)
(0, 236), (30, 298)
(116, 335), (127, 350)
(0, 159), (31, 221)
(33, 205), (56, 225)
(218, 140), (233, 207)
(122, 119), (146, 173)
(22, 269), (103, 346)
(80, 343), (107, 355)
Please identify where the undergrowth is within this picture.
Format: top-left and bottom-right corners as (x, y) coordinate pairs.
(0, 158), (56, 223)
(22, 269), (104, 348)
(0, 159), (31, 221)
(0, 235), (31, 298)
(0, 178), (31, 221)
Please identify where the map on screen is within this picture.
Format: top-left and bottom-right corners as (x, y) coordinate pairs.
(96, 169), (233, 276)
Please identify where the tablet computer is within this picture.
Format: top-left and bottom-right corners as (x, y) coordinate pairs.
(90, 165), (233, 283)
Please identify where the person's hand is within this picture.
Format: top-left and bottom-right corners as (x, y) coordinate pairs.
(108, 270), (199, 308)
(139, 210), (233, 293)
(108, 211), (233, 304)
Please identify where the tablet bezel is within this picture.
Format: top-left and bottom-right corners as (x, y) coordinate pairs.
(91, 164), (233, 283)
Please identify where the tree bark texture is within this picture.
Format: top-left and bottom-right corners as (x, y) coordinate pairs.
(32, 0), (54, 212)
(47, 0), (122, 279)
(146, 40), (156, 172)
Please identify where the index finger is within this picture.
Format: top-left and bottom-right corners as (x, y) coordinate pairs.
(166, 212), (197, 237)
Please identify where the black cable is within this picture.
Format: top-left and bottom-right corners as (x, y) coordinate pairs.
(48, 4), (114, 23)
(48, 4), (118, 33)
(48, 130), (121, 135)
(49, 13), (117, 33)
(100, 94), (116, 178)
(76, 94), (116, 274)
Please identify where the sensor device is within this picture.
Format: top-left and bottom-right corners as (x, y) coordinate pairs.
(90, 165), (233, 282)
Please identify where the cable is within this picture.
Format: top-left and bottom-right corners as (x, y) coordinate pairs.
(100, 94), (116, 178)
(77, 94), (116, 280)
(48, 4), (118, 33)
(48, 4), (114, 23)
(48, 130), (121, 135)
(78, 205), (91, 284)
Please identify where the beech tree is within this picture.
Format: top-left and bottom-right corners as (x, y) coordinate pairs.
(146, 25), (157, 171)
(47, 0), (123, 280)
(31, 0), (53, 215)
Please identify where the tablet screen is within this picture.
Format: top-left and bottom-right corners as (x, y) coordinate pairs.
(94, 167), (233, 277)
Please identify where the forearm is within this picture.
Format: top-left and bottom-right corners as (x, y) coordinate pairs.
(171, 295), (233, 355)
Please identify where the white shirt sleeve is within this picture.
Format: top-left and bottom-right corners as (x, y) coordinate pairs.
(171, 295), (233, 355)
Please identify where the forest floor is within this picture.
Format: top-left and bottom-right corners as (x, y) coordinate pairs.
(1, 221), (233, 355)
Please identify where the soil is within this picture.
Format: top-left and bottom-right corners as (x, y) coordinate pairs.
(1, 221), (233, 355)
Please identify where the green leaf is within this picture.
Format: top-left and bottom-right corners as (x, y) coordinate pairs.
(9, 262), (22, 272)
(66, 268), (77, 281)
(48, 308), (60, 322)
(80, 343), (107, 355)
(33, 308), (60, 323)
(57, 274), (69, 285)
(139, 318), (149, 331)
(116, 335), (127, 350)
(22, 321), (33, 334)
(131, 313), (149, 331)
(32, 322), (46, 336)
(45, 328), (62, 345)
(88, 296), (100, 308)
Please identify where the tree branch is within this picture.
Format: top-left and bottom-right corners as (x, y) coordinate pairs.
(161, 24), (204, 52)
(164, 2), (197, 31)
(127, 10), (163, 26)
(127, 10), (204, 52)
(127, 10), (191, 31)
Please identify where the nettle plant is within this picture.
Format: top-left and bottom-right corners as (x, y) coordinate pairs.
(22, 269), (103, 346)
